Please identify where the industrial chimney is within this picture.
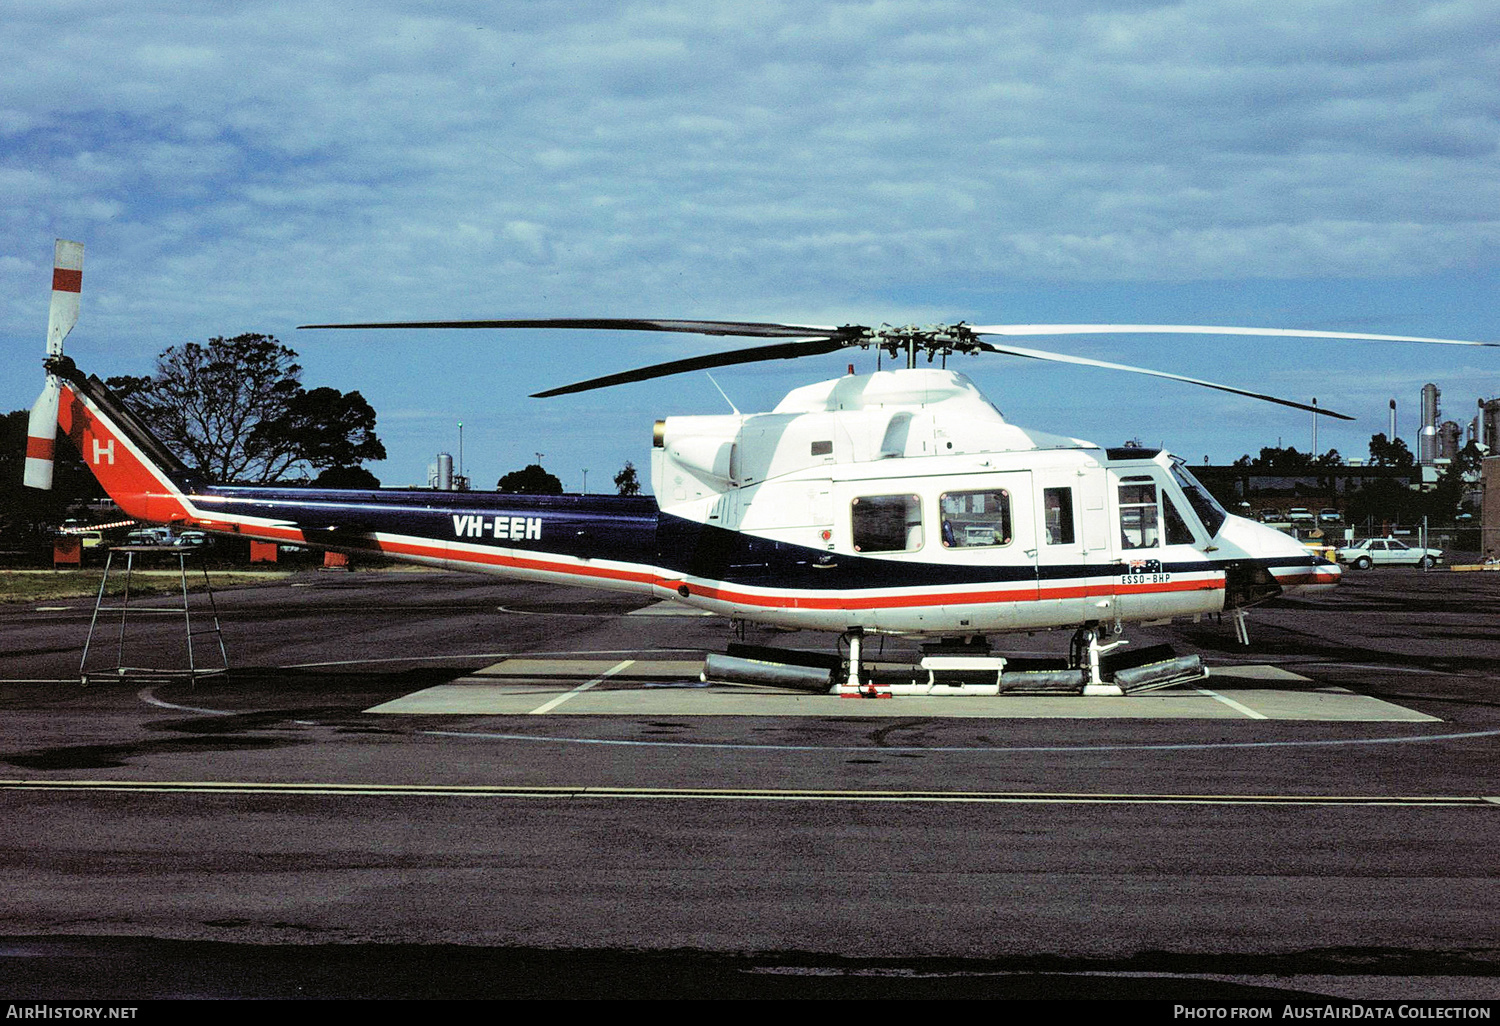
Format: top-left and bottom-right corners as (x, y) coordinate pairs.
(1420, 384), (1440, 465)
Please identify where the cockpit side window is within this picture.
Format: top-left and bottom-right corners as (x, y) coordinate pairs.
(1170, 459), (1228, 536)
(1162, 491), (1197, 545)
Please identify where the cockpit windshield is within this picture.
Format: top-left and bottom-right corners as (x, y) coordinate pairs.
(1170, 458), (1228, 537)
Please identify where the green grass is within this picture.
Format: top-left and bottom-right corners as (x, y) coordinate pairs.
(1, 569), (293, 605)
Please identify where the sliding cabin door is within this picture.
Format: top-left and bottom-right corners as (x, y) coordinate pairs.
(1033, 464), (1117, 626)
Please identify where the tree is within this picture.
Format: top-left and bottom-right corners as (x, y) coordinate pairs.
(497, 464), (562, 494)
(1424, 439), (1484, 520)
(251, 386), (386, 480)
(1248, 446), (1315, 471)
(1367, 433), (1415, 469)
(106, 334), (385, 483)
(614, 460), (641, 496)
(309, 465), (381, 489)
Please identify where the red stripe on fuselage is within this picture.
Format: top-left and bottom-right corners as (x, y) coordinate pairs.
(378, 533), (1226, 612)
(676, 575), (1223, 611)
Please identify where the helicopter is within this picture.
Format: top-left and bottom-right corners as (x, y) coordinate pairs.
(24, 240), (1498, 696)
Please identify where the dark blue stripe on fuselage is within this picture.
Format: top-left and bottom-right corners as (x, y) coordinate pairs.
(197, 486), (1320, 590)
(201, 486), (661, 563)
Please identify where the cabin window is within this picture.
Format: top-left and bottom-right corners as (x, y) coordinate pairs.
(939, 490), (1012, 548)
(852, 494), (923, 552)
(1043, 487), (1075, 545)
(1118, 477), (1159, 549)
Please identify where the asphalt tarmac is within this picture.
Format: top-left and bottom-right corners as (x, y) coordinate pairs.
(1, 566), (1499, 1001)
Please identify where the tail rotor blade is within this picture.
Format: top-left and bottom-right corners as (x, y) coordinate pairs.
(27, 241), (84, 491)
(24, 376), (60, 490)
(48, 240), (84, 356)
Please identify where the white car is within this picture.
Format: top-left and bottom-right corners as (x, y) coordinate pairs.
(1336, 537), (1443, 569)
(124, 527), (173, 546)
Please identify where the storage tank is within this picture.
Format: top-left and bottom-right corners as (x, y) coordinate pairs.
(1481, 399), (1500, 454)
(1439, 421), (1462, 460)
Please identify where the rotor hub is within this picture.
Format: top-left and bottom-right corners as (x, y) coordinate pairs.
(856, 323), (984, 366)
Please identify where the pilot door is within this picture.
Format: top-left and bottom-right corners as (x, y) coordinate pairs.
(1109, 469), (1208, 620)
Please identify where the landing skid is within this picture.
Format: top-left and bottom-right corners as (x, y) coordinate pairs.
(700, 626), (1207, 697)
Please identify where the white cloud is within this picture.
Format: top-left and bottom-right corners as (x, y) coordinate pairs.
(1, 0), (1497, 482)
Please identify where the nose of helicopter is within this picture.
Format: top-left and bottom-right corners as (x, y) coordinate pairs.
(1220, 515), (1342, 598)
(1280, 552), (1341, 597)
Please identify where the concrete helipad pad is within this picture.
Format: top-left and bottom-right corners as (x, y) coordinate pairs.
(365, 659), (1441, 721)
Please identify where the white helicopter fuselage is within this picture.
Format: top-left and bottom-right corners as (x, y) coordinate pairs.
(650, 368), (1334, 635)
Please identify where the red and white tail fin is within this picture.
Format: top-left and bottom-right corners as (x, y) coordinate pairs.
(23, 240), (84, 490)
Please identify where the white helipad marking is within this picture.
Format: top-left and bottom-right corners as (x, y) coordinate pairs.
(528, 660), (634, 715)
(285, 652), (513, 669)
(470, 658), (703, 679)
(1198, 689), (1269, 719)
(1206, 665), (1311, 681)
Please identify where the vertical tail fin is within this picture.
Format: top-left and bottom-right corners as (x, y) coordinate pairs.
(23, 240), (84, 491)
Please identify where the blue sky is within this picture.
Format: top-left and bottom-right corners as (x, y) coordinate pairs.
(3, 1), (1499, 490)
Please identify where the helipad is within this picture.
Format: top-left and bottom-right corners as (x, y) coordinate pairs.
(366, 659), (1440, 720)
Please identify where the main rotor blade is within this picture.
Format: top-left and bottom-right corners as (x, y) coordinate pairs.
(969, 324), (1499, 347)
(530, 337), (853, 398)
(300, 317), (846, 339)
(974, 340), (1354, 420)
